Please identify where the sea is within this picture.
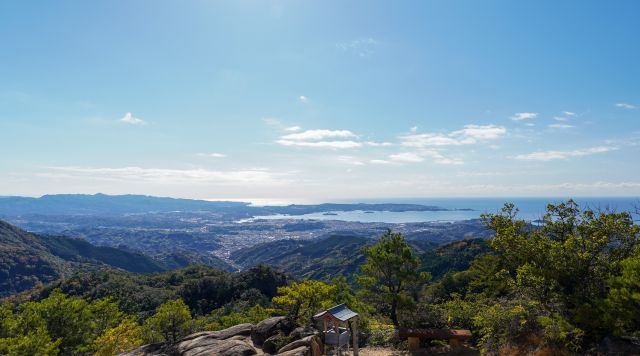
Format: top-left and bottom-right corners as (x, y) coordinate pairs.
(246, 197), (639, 224)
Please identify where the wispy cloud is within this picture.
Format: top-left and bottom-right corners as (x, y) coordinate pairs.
(364, 141), (393, 147)
(120, 112), (145, 125)
(281, 129), (356, 141)
(285, 126), (301, 132)
(548, 123), (574, 129)
(298, 95), (308, 103)
(262, 117), (281, 126)
(399, 124), (506, 147)
(615, 102), (636, 109)
(389, 152), (424, 163)
(369, 159), (392, 165)
(511, 112), (538, 121)
(421, 150), (464, 165)
(337, 37), (379, 57)
(388, 150), (463, 165)
(513, 146), (616, 161)
(44, 166), (287, 185)
(562, 111), (576, 117)
(276, 129), (363, 149)
(197, 153), (227, 158)
(276, 140), (362, 149)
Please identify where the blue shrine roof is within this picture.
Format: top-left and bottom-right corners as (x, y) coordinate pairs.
(313, 303), (358, 321)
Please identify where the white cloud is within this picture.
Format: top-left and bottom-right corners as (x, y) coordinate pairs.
(276, 128), (384, 150)
(389, 152), (424, 163)
(513, 146), (616, 161)
(548, 124), (574, 129)
(399, 124), (506, 147)
(422, 151), (464, 165)
(511, 112), (538, 121)
(615, 103), (636, 109)
(370, 159), (392, 165)
(298, 95), (308, 103)
(553, 116), (569, 121)
(285, 126), (302, 132)
(410, 126), (418, 133)
(276, 140), (362, 149)
(562, 111), (576, 117)
(197, 153), (227, 158)
(388, 150), (463, 165)
(364, 141), (393, 147)
(45, 166), (287, 185)
(120, 112), (145, 125)
(281, 129), (357, 141)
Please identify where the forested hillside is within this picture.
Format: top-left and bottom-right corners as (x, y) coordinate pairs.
(0, 220), (165, 296)
(230, 234), (468, 281)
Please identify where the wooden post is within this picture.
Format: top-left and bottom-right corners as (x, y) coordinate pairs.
(352, 317), (359, 356)
(407, 337), (420, 352)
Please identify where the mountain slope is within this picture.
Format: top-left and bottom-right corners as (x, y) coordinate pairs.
(39, 235), (166, 273)
(0, 220), (166, 296)
(0, 220), (66, 296)
(231, 234), (492, 282)
(419, 238), (492, 280)
(230, 235), (370, 281)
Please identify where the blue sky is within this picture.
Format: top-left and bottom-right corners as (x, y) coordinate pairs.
(1, 1), (639, 202)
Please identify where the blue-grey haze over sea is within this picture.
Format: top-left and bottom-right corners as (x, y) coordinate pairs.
(248, 197), (639, 224)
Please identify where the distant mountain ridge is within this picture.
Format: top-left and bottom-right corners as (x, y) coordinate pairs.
(0, 193), (248, 216)
(0, 219), (166, 296)
(0, 193), (457, 218)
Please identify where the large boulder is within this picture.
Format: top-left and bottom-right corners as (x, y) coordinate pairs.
(177, 324), (255, 356)
(180, 323), (253, 344)
(278, 335), (322, 356)
(119, 343), (177, 356)
(289, 327), (317, 341)
(277, 346), (309, 356)
(180, 339), (256, 356)
(251, 316), (295, 346)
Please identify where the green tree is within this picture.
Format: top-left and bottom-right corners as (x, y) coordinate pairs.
(605, 248), (640, 334)
(89, 297), (126, 338)
(19, 289), (95, 355)
(464, 200), (640, 351)
(0, 327), (60, 356)
(143, 299), (193, 344)
(272, 280), (336, 325)
(93, 319), (143, 356)
(357, 230), (430, 327)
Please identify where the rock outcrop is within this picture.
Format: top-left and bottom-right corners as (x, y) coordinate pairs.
(251, 316), (295, 346)
(278, 335), (322, 356)
(120, 317), (322, 356)
(177, 323), (256, 356)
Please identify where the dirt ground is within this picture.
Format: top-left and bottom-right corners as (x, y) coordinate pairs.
(326, 346), (480, 356)
(358, 347), (410, 355)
